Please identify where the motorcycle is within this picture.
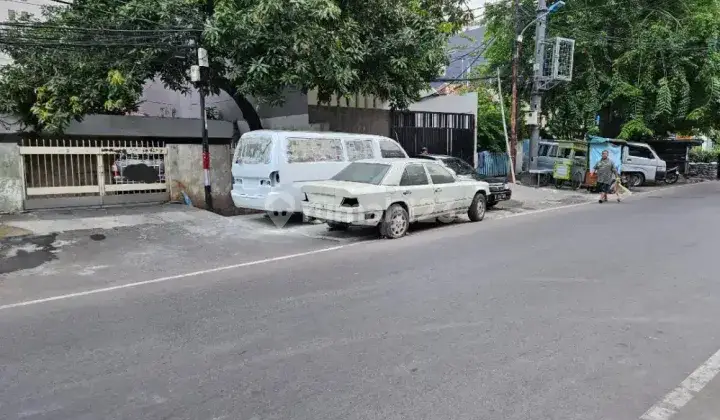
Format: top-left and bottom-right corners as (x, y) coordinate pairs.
(664, 166), (680, 184)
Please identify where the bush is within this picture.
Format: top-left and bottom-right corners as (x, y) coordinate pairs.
(689, 147), (720, 163)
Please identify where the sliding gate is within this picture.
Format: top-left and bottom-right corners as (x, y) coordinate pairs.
(19, 138), (169, 210)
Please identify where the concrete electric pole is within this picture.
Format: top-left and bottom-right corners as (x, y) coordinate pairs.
(510, 0), (521, 176)
(528, 0), (547, 171)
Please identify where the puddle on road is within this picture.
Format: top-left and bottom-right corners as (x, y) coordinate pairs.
(0, 233), (59, 275)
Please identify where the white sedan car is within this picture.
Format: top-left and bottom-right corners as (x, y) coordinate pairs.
(301, 159), (490, 239)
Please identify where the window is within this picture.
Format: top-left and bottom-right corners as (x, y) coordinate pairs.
(19, 11), (31, 19)
(425, 163), (455, 184)
(332, 162), (390, 185)
(442, 157), (475, 176)
(548, 145), (558, 157)
(7, 10), (16, 20)
(235, 135), (273, 164)
(379, 140), (406, 158)
(628, 145), (655, 159)
(538, 144), (549, 156)
(574, 150), (586, 159)
(345, 139), (374, 161)
(287, 138), (344, 163)
(400, 164), (429, 186)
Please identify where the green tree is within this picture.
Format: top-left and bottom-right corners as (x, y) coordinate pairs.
(460, 79), (508, 152)
(0, 0), (472, 133)
(482, 0), (720, 140)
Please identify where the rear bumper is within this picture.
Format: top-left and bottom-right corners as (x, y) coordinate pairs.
(302, 203), (382, 226)
(231, 190), (303, 212)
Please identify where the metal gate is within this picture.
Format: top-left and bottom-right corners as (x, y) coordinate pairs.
(19, 138), (169, 210)
(390, 111), (476, 163)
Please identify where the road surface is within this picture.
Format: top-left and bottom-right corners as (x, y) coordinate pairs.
(1, 182), (719, 420)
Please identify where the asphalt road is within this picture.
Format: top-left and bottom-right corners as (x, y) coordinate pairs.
(1, 182), (720, 420)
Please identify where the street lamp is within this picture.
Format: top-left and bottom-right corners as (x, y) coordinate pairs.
(509, 0), (564, 177)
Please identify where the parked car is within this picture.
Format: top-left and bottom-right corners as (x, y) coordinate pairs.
(231, 130), (409, 214)
(111, 155), (165, 184)
(301, 159), (490, 239)
(415, 154), (511, 208)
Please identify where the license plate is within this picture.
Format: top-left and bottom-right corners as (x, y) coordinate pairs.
(494, 193), (507, 200)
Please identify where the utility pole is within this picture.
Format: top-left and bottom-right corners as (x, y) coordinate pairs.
(528, 0), (548, 171)
(191, 0), (214, 211)
(197, 46), (212, 211)
(509, 0), (521, 176)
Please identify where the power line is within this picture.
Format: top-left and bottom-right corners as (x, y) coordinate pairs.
(0, 22), (201, 33)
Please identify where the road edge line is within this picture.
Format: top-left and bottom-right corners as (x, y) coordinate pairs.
(0, 243), (356, 312)
(640, 348), (720, 420)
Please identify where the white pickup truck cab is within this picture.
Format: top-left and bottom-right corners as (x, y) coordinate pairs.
(621, 142), (666, 187)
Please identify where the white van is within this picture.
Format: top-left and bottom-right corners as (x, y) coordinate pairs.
(231, 130), (409, 213)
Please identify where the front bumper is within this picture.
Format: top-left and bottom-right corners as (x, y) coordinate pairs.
(489, 188), (512, 203)
(302, 203), (382, 226)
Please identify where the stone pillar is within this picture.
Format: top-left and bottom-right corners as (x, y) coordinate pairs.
(0, 143), (23, 213)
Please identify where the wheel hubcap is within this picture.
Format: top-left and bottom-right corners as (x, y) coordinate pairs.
(390, 213), (407, 236)
(476, 199), (485, 216)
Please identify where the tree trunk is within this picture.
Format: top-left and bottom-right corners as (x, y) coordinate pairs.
(215, 78), (263, 131)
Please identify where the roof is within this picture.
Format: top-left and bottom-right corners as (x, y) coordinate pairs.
(432, 26), (487, 90)
(242, 130), (392, 140)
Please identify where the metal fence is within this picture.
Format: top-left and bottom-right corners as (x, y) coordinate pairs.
(477, 151), (510, 177)
(19, 138), (169, 209)
(390, 111), (476, 163)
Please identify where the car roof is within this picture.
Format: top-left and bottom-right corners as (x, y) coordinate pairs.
(353, 158), (438, 165)
(421, 154), (456, 159)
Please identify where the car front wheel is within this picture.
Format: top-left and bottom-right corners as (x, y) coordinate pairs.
(468, 193), (487, 222)
(380, 204), (410, 239)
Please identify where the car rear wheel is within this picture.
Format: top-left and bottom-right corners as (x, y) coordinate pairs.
(468, 193), (486, 222)
(380, 204), (410, 239)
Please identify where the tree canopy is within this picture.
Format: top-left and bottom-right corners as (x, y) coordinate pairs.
(482, 0), (720, 141)
(0, 0), (473, 133)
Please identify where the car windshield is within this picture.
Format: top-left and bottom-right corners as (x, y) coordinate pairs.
(332, 162), (391, 185)
(442, 158), (476, 176)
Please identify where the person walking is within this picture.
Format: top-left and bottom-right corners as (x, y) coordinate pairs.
(593, 150), (619, 203)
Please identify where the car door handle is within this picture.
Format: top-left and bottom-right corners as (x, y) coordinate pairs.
(434, 188), (442, 192)
(403, 190), (412, 195)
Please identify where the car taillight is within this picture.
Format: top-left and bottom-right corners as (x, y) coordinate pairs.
(111, 164), (119, 178)
(269, 171), (280, 186)
(340, 197), (359, 207)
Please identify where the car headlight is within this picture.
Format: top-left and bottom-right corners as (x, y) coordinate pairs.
(503, 183), (510, 190)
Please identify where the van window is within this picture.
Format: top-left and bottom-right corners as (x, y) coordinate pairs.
(575, 150), (586, 159)
(287, 138), (344, 163)
(549, 145), (558, 157)
(345, 139), (375, 161)
(235, 135), (273, 164)
(538, 144), (549, 156)
(628, 145), (655, 159)
(379, 140), (407, 158)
